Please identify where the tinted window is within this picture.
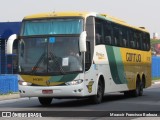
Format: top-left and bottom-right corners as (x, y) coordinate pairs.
(95, 19), (104, 44)
(94, 18), (150, 51)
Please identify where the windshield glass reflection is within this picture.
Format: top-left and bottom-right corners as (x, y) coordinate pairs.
(19, 37), (83, 75)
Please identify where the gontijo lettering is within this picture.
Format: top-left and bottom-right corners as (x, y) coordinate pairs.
(126, 53), (141, 62)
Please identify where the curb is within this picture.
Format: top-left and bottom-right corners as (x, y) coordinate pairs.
(153, 81), (160, 84)
(0, 93), (20, 101)
(152, 80), (160, 85)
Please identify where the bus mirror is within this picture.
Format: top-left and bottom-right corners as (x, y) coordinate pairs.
(6, 34), (17, 54)
(79, 31), (87, 52)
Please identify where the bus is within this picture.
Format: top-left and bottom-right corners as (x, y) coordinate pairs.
(7, 12), (151, 105)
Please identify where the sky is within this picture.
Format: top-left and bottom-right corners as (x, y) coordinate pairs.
(1, 0), (160, 37)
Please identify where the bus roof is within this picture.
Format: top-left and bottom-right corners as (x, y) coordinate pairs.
(23, 11), (149, 33)
(99, 14), (149, 33)
(24, 11), (92, 19)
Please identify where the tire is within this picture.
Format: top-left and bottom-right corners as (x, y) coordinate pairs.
(38, 97), (53, 106)
(139, 82), (143, 96)
(134, 81), (140, 97)
(131, 80), (143, 97)
(91, 80), (104, 104)
(124, 91), (131, 97)
(124, 79), (144, 97)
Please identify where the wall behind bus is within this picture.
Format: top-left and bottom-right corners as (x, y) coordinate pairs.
(152, 56), (160, 79)
(0, 75), (18, 94)
(0, 22), (20, 94)
(0, 22), (21, 74)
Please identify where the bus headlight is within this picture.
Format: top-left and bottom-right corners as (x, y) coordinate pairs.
(18, 80), (32, 86)
(65, 79), (83, 85)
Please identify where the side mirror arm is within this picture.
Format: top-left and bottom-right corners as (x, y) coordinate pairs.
(6, 34), (17, 54)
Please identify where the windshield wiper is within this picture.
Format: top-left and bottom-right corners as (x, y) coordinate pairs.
(49, 51), (66, 75)
(30, 50), (66, 75)
(31, 52), (46, 74)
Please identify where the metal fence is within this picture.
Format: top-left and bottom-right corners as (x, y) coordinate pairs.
(0, 75), (18, 94)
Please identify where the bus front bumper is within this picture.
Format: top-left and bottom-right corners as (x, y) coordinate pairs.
(19, 84), (85, 98)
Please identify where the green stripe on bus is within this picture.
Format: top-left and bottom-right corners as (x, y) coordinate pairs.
(59, 74), (78, 82)
(113, 47), (127, 84)
(106, 46), (127, 84)
(49, 74), (78, 83)
(48, 75), (63, 82)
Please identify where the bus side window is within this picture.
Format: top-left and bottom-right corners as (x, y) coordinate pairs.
(85, 41), (91, 71)
(104, 21), (112, 45)
(119, 30), (123, 47)
(95, 18), (104, 44)
(129, 30), (135, 49)
(133, 31), (138, 49)
(142, 33), (150, 51)
(112, 24), (120, 47)
(96, 33), (101, 44)
(147, 33), (150, 50)
(122, 39), (127, 47)
(138, 33), (142, 50)
(130, 41), (135, 48)
(121, 26), (128, 48)
(104, 36), (111, 45)
(136, 32), (142, 50)
(114, 37), (117, 46)
(142, 33), (147, 50)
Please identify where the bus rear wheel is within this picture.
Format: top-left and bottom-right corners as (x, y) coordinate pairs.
(124, 80), (143, 97)
(38, 97), (53, 106)
(139, 82), (143, 96)
(131, 80), (143, 97)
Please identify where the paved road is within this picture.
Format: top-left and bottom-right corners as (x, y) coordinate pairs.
(0, 83), (159, 119)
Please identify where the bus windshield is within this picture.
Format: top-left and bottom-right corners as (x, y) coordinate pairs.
(19, 36), (83, 75)
(22, 18), (83, 35)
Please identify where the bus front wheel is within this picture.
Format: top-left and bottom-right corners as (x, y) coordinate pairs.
(91, 80), (104, 104)
(38, 97), (53, 106)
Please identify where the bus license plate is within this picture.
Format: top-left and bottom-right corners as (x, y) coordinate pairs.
(42, 90), (53, 94)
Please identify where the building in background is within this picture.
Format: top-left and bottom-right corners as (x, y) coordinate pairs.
(152, 32), (160, 55)
(0, 22), (21, 74)
(153, 32), (159, 39)
(151, 33), (160, 55)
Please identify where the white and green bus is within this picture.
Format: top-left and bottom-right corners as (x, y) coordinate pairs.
(7, 12), (151, 105)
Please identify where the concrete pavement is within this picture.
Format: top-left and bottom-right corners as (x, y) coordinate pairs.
(152, 79), (160, 84)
